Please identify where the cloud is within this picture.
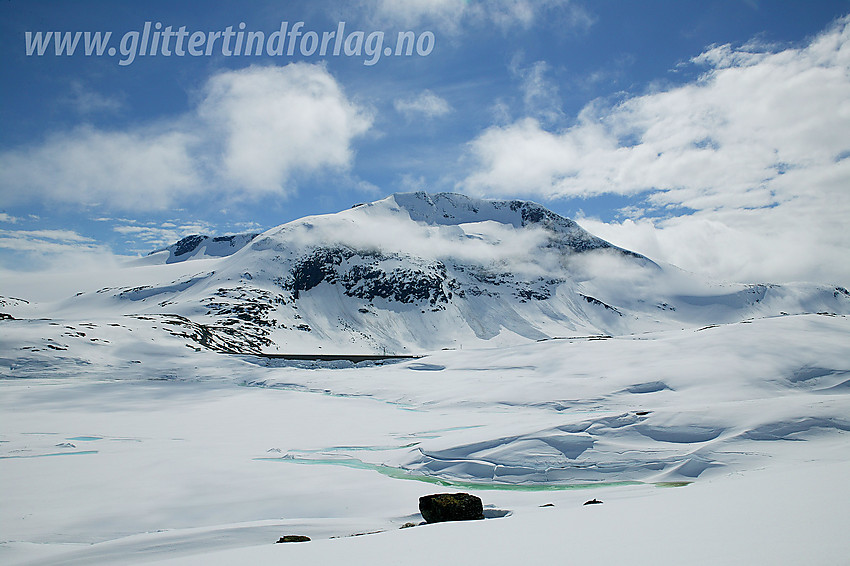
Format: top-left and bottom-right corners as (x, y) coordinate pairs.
(0, 228), (109, 266)
(366, 0), (465, 31)
(476, 0), (578, 30)
(576, 186), (850, 286)
(1, 229), (94, 243)
(511, 59), (563, 125)
(264, 201), (555, 276)
(363, 0), (592, 34)
(463, 117), (606, 197)
(198, 64), (373, 196)
(464, 16), (850, 201)
(0, 64), (372, 211)
(0, 228), (125, 286)
(0, 213), (22, 223)
(113, 224), (190, 247)
(65, 81), (124, 115)
(461, 16), (850, 284)
(394, 90), (452, 119)
(0, 126), (203, 210)
(110, 219), (234, 253)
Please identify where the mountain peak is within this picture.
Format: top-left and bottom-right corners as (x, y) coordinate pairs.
(246, 192), (645, 271)
(394, 192), (647, 258)
(381, 191), (575, 230)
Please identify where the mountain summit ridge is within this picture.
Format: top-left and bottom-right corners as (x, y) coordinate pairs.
(249, 192), (649, 263)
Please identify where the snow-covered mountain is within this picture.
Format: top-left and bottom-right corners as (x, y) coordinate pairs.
(3, 192), (850, 566)
(20, 192), (847, 354)
(9, 192), (850, 355)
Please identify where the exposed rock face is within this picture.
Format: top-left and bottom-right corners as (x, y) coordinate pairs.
(288, 247), (454, 304)
(419, 493), (485, 523)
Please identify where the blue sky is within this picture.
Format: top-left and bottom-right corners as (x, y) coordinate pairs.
(1, 1), (849, 284)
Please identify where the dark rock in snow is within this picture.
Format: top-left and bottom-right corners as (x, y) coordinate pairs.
(419, 493), (485, 523)
(172, 234), (206, 257)
(276, 535), (311, 543)
(150, 232), (260, 263)
(583, 498), (603, 505)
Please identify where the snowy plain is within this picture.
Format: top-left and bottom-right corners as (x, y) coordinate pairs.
(2, 194), (849, 565)
(2, 310), (849, 565)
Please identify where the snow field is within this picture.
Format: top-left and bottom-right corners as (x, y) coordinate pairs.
(2, 313), (849, 564)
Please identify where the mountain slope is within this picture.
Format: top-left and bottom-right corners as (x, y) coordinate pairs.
(23, 192), (850, 354)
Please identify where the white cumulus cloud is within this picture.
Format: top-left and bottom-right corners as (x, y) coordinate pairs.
(0, 64), (372, 211)
(0, 127), (202, 210)
(198, 64), (373, 196)
(394, 90), (452, 119)
(461, 16), (850, 284)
